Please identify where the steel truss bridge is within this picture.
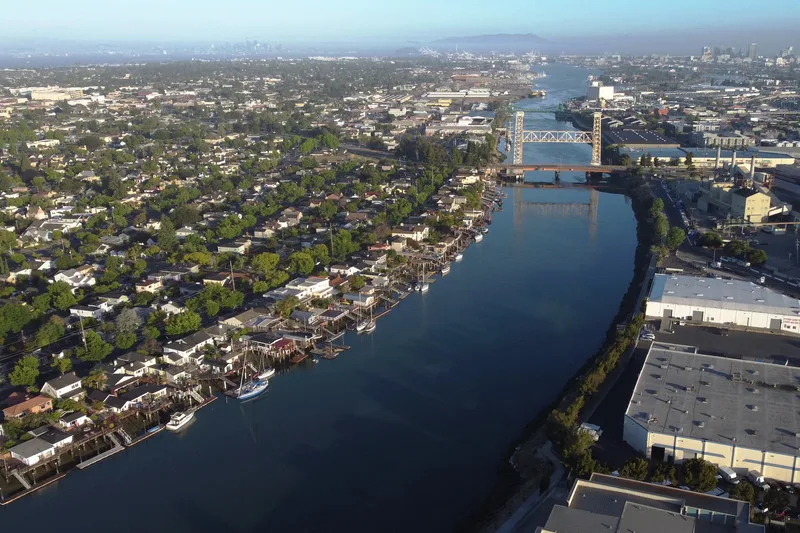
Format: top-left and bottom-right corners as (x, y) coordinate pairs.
(509, 111), (603, 167)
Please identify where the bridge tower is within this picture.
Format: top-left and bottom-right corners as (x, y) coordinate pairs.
(590, 112), (602, 166)
(512, 111), (525, 166)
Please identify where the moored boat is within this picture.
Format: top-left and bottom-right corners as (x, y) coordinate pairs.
(237, 379), (268, 400)
(257, 367), (276, 380)
(166, 410), (195, 431)
(441, 263), (451, 275)
(474, 233), (483, 243)
(455, 253), (464, 262)
(419, 282), (430, 293)
(364, 320), (376, 334)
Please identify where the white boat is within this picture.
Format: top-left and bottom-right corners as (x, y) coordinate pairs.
(419, 283), (430, 293)
(364, 320), (376, 334)
(356, 320), (368, 332)
(237, 379), (268, 400)
(455, 253), (464, 263)
(481, 228), (489, 235)
(441, 263), (451, 275)
(414, 283), (422, 292)
(257, 367), (276, 380)
(166, 410), (195, 432)
(474, 233), (484, 243)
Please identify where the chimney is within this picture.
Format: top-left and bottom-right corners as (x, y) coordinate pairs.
(715, 145), (721, 169)
(731, 150), (736, 168)
(749, 155), (756, 181)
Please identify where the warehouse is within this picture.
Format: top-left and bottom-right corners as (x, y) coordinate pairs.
(645, 274), (800, 333)
(624, 342), (800, 483)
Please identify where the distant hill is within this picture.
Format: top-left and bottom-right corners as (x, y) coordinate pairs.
(429, 33), (551, 50)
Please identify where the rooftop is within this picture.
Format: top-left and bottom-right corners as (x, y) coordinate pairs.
(649, 273), (800, 315)
(627, 342), (800, 454)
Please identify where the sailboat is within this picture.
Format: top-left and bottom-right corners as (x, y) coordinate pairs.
(234, 353), (268, 401)
(355, 292), (370, 332)
(417, 263), (430, 293)
(364, 303), (376, 334)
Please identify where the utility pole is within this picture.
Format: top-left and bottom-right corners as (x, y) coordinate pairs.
(229, 261), (235, 292)
(79, 315), (88, 351)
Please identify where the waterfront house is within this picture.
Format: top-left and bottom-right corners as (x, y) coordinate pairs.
(285, 276), (333, 299)
(41, 373), (85, 400)
(244, 333), (297, 360)
(104, 384), (169, 414)
(29, 426), (73, 450)
(58, 411), (92, 430)
(103, 374), (140, 395)
(9, 437), (56, 466)
(391, 224), (429, 243)
(2, 395), (53, 419)
(163, 331), (214, 361)
(219, 308), (281, 331)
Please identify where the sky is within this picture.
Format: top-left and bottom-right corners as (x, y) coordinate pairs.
(1, 0), (798, 52)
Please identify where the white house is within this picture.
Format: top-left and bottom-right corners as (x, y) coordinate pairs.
(9, 438), (56, 466)
(391, 224), (429, 242)
(58, 411), (92, 430)
(285, 276), (333, 299)
(41, 373), (84, 400)
(54, 265), (96, 289)
(162, 331), (214, 361)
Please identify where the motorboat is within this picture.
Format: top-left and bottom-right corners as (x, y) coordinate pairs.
(419, 282), (430, 293)
(356, 320), (368, 332)
(474, 233), (484, 243)
(455, 253), (464, 263)
(257, 367), (276, 380)
(166, 410), (195, 432)
(363, 320), (376, 334)
(441, 263), (451, 275)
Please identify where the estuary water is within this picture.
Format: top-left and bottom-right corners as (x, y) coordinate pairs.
(1, 64), (637, 533)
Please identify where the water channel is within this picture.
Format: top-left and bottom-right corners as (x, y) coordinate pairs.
(1, 64), (637, 532)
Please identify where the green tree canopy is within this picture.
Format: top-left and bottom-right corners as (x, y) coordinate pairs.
(681, 458), (718, 492)
(9, 355), (40, 387)
(619, 457), (649, 481)
(275, 296), (299, 318)
(288, 251), (315, 275)
(48, 281), (79, 311)
(666, 227), (686, 250)
(164, 310), (202, 336)
(76, 331), (113, 362)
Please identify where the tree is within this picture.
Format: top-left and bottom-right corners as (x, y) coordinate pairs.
(684, 152), (694, 168)
(115, 332), (137, 350)
(35, 316), (65, 348)
(0, 302), (34, 338)
(76, 331), (113, 362)
(157, 216), (178, 251)
(619, 457), (649, 481)
(747, 248), (768, 266)
(288, 251), (315, 275)
(309, 243), (330, 266)
(318, 200), (338, 221)
(51, 356), (72, 375)
(8, 355), (39, 387)
(666, 227), (686, 251)
(763, 484), (790, 512)
(349, 274), (366, 290)
(48, 281), (78, 311)
(681, 458), (718, 492)
(251, 252), (280, 275)
(729, 481), (755, 504)
(699, 232), (724, 249)
(164, 311), (202, 336)
(275, 296), (299, 319)
(78, 135), (105, 151)
(116, 308), (142, 336)
(143, 325), (161, 339)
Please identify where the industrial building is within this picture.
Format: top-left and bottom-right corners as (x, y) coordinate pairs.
(537, 473), (763, 533)
(697, 182), (774, 222)
(646, 274), (800, 333)
(624, 342), (800, 484)
(603, 129), (680, 149)
(587, 79), (614, 101)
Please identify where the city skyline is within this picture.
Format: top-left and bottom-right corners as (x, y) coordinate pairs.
(1, 0), (798, 54)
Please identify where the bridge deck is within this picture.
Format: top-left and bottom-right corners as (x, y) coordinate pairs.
(487, 164), (626, 172)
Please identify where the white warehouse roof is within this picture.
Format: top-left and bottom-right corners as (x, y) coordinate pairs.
(649, 274), (800, 315)
(627, 342), (800, 456)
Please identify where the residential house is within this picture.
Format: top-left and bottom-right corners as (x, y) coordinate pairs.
(162, 330), (214, 362)
(41, 373), (84, 400)
(2, 395), (54, 419)
(104, 384), (169, 414)
(9, 438), (57, 466)
(391, 224), (429, 242)
(217, 239), (251, 255)
(285, 276), (333, 299)
(69, 303), (106, 320)
(329, 264), (361, 277)
(58, 411), (92, 430)
(219, 308), (281, 331)
(54, 265), (96, 289)
(136, 279), (162, 293)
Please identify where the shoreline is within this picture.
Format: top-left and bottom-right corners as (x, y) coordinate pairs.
(461, 171), (655, 533)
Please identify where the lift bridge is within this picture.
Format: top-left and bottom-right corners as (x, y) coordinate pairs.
(510, 111), (603, 167)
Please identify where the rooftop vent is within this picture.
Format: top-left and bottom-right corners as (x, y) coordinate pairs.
(698, 397), (708, 403)
(696, 421), (705, 428)
(748, 404), (759, 412)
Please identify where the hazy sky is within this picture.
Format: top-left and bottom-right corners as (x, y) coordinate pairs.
(2, 0), (798, 48)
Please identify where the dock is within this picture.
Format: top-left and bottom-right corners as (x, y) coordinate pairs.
(76, 439), (125, 470)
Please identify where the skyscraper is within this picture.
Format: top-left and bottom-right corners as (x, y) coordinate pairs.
(748, 42), (758, 60)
